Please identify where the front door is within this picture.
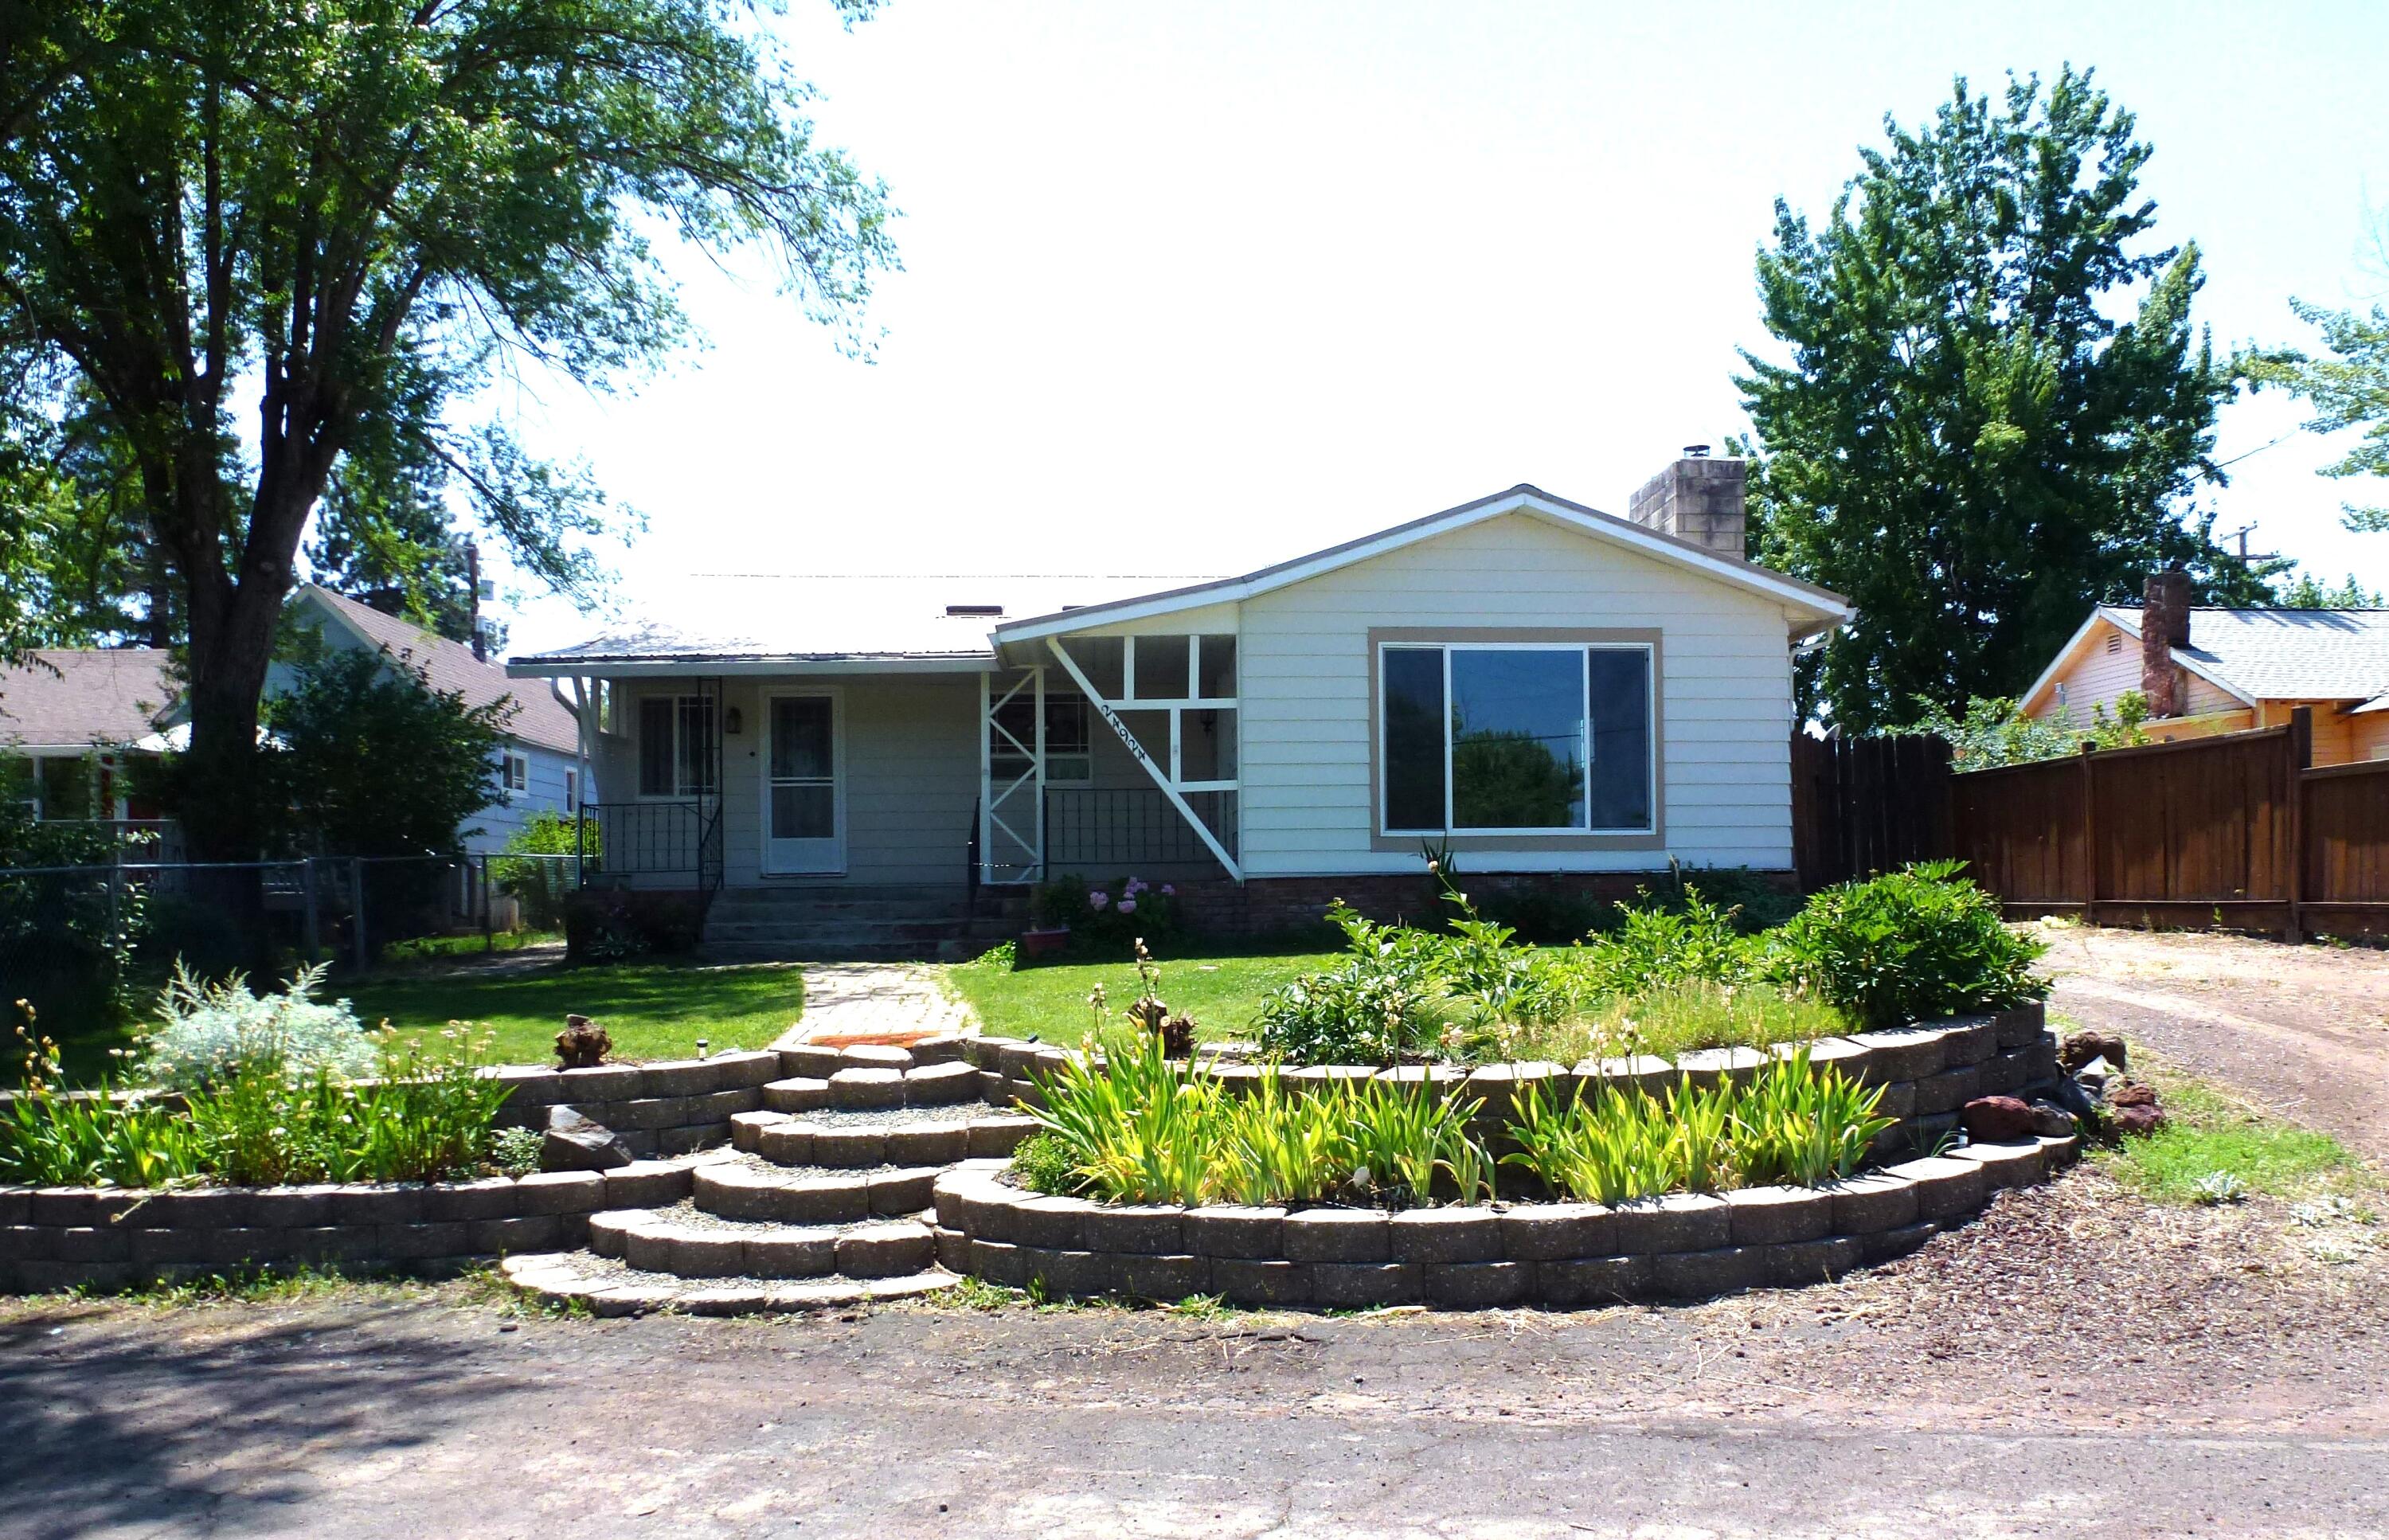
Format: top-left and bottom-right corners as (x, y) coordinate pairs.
(763, 690), (843, 874)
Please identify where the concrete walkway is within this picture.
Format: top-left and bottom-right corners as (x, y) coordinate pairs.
(775, 962), (973, 1047)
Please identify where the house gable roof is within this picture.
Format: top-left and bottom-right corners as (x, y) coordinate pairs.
(0, 649), (179, 751)
(2021, 604), (2389, 716)
(991, 485), (1853, 645)
(296, 587), (581, 754)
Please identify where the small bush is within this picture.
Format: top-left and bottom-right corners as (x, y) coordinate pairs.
(1010, 1131), (1082, 1195)
(562, 886), (702, 961)
(494, 811), (592, 930)
(136, 963), (377, 1092)
(1507, 979), (1847, 1069)
(491, 1124), (545, 1176)
(1475, 885), (1604, 944)
(1564, 889), (1757, 999)
(1625, 864), (1801, 933)
(1762, 861), (2047, 1030)
(1253, 903), (1445, 1065)
(1032, 872), (1185, 956)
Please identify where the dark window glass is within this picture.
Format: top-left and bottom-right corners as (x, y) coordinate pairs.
(638, 698), (674, 796)
(1585, 650), (1652, 831)
(677, 696), (717, 796)
(1449, 649), (1585, 830)
(1381, 647), (1447, 831)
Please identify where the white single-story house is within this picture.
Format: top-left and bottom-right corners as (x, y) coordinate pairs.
(2020, 577), (2389, 766)
(509, 452), (1851, 944)
(280, 585), (588, 852)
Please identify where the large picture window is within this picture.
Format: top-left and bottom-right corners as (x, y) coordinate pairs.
(1378, 643), (1652, 835)
(637, 694), (717, 799)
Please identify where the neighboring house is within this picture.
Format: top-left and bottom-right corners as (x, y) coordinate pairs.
(0, 648), (178, 823)
(282, 585), (588, 852)
(2020, 573), (2389, 765)
(507, 451), (1852, 939)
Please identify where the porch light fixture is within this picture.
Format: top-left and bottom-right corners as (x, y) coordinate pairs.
(724, 706), (744, 736)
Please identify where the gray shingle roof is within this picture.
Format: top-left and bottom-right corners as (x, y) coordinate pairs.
(303, 587), (582, 754)
(2100, 606), (2389, 702)
(0, 649), (178, 750)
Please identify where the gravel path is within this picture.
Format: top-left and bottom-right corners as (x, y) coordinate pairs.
(2035, 924), (2389, 1159)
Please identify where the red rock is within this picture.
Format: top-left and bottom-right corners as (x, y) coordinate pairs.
(1961, 1095), (2036, 1142)
(2059, 1030), (2128, 1075)
(2107, 1081), (2158, 1108)
(2111, 1101), (2166, 1137)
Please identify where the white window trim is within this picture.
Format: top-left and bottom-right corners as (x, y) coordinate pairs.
(1374, 640), (1657, 838)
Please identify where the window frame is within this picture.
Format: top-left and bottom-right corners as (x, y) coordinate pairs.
(991, 692), (1094, 788)
(635, 693), (717, 800)
(1367, 628), (1663, 850)
(499, 749), (530, 796)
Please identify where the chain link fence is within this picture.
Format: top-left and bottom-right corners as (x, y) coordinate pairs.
(0, 851), (592, 1043)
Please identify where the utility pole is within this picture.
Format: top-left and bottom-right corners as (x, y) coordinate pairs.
(467, 541), (486, 662)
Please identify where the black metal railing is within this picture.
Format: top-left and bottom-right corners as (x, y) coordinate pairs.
(585, 801), (706, 878)
(1044, 787), (1218, 870)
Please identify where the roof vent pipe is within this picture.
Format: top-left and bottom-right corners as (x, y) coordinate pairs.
(1683, 444), (1711, 459)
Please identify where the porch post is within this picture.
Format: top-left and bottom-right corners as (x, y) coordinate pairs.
(977, 669), (993, 885)
(1045, 636), (1243, 882)
(1033, 663), (1047, 881)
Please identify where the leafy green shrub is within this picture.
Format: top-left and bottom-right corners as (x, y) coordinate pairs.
(1564, 889), (1757, 999)
(135, 962), (377, 1092)
(491, 1124), (545, 1176)
(1763, 861), (2047, 1029)
(494, 811), (592, 929)
(562, 885), (703, 961)
(1625, 863), (1801, 933)
(184, 1030), (510, 1186)
(1031, 873), (1185, 956)
(1729, 1049), (1898, 1187)
(1475, 885), (1604, 944)
(1507, 979), (1847, 1069)
(1253, 903), (1445, 1065)
(2, 1014), (204, 1187)
(1010, 1131), (1082, 1195)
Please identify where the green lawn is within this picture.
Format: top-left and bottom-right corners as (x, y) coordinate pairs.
(343, 959), (804, 1066)
(2096, 1073), (2360, 1205)
(944, 949), (1342, 1046)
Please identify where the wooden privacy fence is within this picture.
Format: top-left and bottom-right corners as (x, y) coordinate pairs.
(1791, 709), (2389, 940)
(1943, 708), (2389, 940)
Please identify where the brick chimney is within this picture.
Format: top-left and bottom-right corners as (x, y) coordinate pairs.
(1628, 445), (1746, 560)
(2141, 568), (2192, 718)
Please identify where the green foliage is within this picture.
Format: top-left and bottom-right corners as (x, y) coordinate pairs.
(135, 962), (377, 1092)
(1507, 980), (1848, 1072)
(0, 776), (151, 1021)
(490, 1124), (545, 1177)
(1568, 889), (1757, 999)
(1030, 874), (1185, 955)
(2245, 260), (2389, 535)
(2, 1013), (205, 1186)
(561, 885), (704, 961)
(1253, 903), (1447, 1065)
(2270, 572), (2387, 608)
(494, 811), (592, 929)
(1764, 861), (2048, 1030)
(1503, 1055), (1892, 1204)
(1010, 1132), (1083, 1196)
(0, 0), (893, 854)
(1738, 68), (2271, 729)
(1626, 865), (1802, 933)
(1896, 693), (2151, 771)
(2097, 1076), (2356, 1204)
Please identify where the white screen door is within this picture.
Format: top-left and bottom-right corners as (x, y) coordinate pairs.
(764, 692), (843, 874)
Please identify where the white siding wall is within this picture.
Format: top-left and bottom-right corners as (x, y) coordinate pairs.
(2033, 619), (2243, 722)
(1236, 513), (1799, 876)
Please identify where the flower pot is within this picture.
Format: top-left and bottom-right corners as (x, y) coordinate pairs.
(1019, 925), (1072, 960)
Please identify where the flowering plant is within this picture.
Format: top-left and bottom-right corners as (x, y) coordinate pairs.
(1029, 872), (1185, 956)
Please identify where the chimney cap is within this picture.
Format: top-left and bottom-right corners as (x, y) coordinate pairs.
(1683, 444), (1711, 459)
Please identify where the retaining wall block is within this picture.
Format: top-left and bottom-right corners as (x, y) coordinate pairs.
(731, 1111), (786, 1154)
(514, 1171), (606, 1216)
(1537, 1253), (1654, 1307)
(1849, 1029), (1946, 1084)
(757, 1122), (817, 1167)
(844, 1044), (917, 1072)
(618, 1218), (674, 1272)
(1875, 1081), (1918, 1120)
(1768, 1235), (1863, 1288)
(764, 1077), (831, 1115)
(697, 1087), (764, 1122)
(471, 1214), (563, 1254)
(910, 1034), (971, 1066)
(1184, 1206), (1286, 1259)
(1387, 1206), (1501, 1264)
(1973, 1051), (2024, 1097)
(1008, 1194), (1091, 1250)
(1946, 1140), (2044, 1190)
(487, 1065), (566, 1108)
(1790, 1038), (1871, 1078)
(883, 1124), (970, 1167)
(1937, 1017), (2000, 1067)
(811, 1128), (886, 1167)
(779, 1045), (848, 1079)
(328, 1185), (426, 1228)
(956, 1186), (1018, 1244)
(604, 1161), (694, 1210)
(610, 1096), (686, 1133)
(905, 1061), (982, 1106)
(1860, 1220), (1939, 1264)
(1308, 1261), (1423, 1307)
(1, 1225), (56, 1262)
(202, 1228), (283, 1267)
(1723, 1186), (1832, 1247)
(659, 1124), (727, 1157)
(959, 1036), (1006, 1071)
(616, 1128), (662, 1159)
(1992, 1002), (2047, 1049)
(1609, 1193), (1730, 1255)
(641, 1059), (725, 1099)
(976, 1071), (1008, 1104)
(247, 1185), (345, 1229)
(1375, 1064), (1466, 1093)
(0, 1187), (30, 1227)
(868, 1167), (940, 1217)
(712, 1050), (784, 1089)
(1281, 1208), (1390, 1264)
(135, 1188), (252, 1229)
(127, 1227), (216, 1268)
(587, 1213), (631, 1258)
(1198, 1256), (1300, 1306)
(1910, 1064), (1981, 1116)
(1584, 1055), (1675, 1097)
(1499, 1202), (1614, 1262)
(992, 1041), (1044, 1078)
(2036, 1133), (2082, 1171)
(559, 1065), (644, 1101)
(1423, 1260), (1532, 1308)
(1652, 1245), (1767, 1300)
(374, 1222), (472, 1261)
(935, 1225), (970, 1272)
(1461, 1062), (1558, 1120)
(416, 1177), (513, 1224)
(968, 1116), (1042, 1159)
(1882, 1155), (1988, 1221)
(1081, 1204), (1185, 1257)
(830, 1068), (906, 1111)
(1826, 1173), (1918, 1234)
(33, 1188), (134, 1228)
(1674, 1046), (1767, 1092)
(668, 1230), (747, 1279)
(1116, 1253), (1210, 1300)
(1210, 1064), (1264, 1098)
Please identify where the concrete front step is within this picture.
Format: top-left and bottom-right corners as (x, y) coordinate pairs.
(588, 1209), (939, 1280)
(500, 1251), (957, 1317)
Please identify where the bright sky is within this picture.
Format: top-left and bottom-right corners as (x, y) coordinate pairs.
(495, 0), (2389, 655)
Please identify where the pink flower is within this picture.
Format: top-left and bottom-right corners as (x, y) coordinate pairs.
(1160, 884), (1175, 896)
(1117, 898), (1137, 914)
(1124, 877), (1148, 896)
(1089, 890), (1109, 910)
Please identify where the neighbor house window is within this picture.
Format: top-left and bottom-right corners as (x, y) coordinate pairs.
(564, 770), (579, 811)
(499, 750), (530, 797)
(637, 695), (717, 798)
(1379, 643), (1652, 834)
(991, 694), (1093, 786)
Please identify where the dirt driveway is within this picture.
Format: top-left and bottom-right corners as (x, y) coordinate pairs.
(2035, 925), (2389, 1159)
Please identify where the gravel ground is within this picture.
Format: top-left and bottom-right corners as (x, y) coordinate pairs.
(776, 1103), (1019, 1130)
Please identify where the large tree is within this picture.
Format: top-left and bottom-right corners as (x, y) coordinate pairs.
(0, 0), (894, 862)
(1736, 68), (2271, 730)
(2246, 217), (2389, 537)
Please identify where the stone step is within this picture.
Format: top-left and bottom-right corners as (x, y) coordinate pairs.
(587, 1209), (940, 1280)
(730, 1108), (1040, 1167)
(704, 918), (972, 943)
(692, 1159), (948, 1224)
(500, 1251), (957, 1318)
(700, 940), (962, 963)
